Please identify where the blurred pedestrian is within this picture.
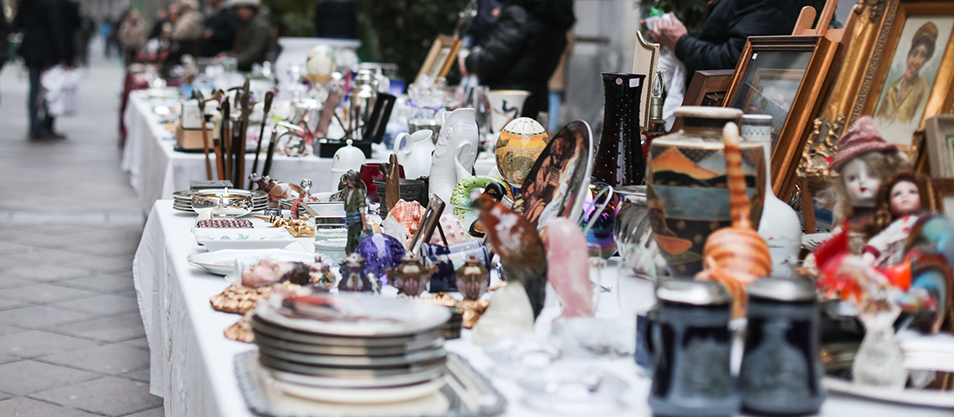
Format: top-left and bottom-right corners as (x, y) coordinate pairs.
(223, 0), (270, 71)
(170, 0), (204, 58)
(200, 0), (239, 57)
(0, 14), (9, 104)
(106, 12), (124, 59)
(461, 0), (576, 119)
(13, 0), (74, 139)
(119, 10), (147, 65)
(150, 7), (171, 40)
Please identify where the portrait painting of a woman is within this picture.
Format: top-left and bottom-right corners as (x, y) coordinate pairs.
(873, 17), (953, 143)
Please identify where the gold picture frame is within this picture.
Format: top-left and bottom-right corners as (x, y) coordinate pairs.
(415, 35), (462, 84)
(723, 35), (840, 198)
(631, 30), (660, 130)
(800, 0), (954, 193)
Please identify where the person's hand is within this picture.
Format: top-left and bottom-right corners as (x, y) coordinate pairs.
(646, 13), (687, 50)
(457, 48), (470, 76)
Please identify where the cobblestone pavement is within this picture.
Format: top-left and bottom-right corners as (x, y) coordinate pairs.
(0, 40), (163, 417)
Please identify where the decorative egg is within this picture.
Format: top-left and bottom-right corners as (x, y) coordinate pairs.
(495, 117), (548, 186)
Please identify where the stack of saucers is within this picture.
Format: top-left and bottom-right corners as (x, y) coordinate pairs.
(251, 293), (452, 403)
(172, 189), (269, 212)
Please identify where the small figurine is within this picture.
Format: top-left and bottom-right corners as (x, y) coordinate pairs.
(819, 116), (909, 254)
(471, 193), (547, 319)
(387, 254), (437, 296)
(337, 253), (381, 293)
(342, 170), (370, 254)
(696, 123), (770, 318)
(456, 255), (490, 301)
(863, 171), (928, 268)
(545, 218), (594, 320)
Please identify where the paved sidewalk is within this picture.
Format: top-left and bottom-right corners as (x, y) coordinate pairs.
(0, 42), (163, 417)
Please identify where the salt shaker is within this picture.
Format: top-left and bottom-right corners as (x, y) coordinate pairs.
(649, 280), (737, 416)
(739, 278), (825, 414)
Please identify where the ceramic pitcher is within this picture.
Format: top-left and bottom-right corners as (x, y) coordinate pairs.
(394, 130), (435, 179)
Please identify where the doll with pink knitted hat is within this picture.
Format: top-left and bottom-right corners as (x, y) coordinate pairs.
(820, 116), (910, 254)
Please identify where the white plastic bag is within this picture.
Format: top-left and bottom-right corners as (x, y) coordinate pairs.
(40, 66), (82, 116)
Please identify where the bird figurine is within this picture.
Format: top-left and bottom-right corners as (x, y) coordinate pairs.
(471, 193), (548, 318)
(696, 122), (771, 318)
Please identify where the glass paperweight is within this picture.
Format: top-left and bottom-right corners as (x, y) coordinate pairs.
(354, 233), (406, 285)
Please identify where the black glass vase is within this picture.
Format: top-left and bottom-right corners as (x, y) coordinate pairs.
(592, 73), (646, 187)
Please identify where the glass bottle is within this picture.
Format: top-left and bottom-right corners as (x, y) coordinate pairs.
(592, 73), (646, 187)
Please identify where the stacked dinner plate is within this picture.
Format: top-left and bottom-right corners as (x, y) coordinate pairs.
(251, 293), (452, 403)
(172, 189), (269, 212)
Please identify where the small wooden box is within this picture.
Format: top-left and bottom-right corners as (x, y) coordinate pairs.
(175, 125), (216, 151)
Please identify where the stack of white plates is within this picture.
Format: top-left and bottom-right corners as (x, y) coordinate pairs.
(172, 189), (269, 212)
(252, 293), (451, 403)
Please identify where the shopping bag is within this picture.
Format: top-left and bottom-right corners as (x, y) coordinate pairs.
(41, 66), (82, 116)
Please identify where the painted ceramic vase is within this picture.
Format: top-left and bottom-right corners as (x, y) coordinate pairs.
(456, 255), (489, 301)
(495, 117), (549, 186)
(337, 253), (380, 293)
(486, 90), (530, 137)
(646, 106), (765, 278)
(354, 233), (406, 285)
(387, 254), (436, 296)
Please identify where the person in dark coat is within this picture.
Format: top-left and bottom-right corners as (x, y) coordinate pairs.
(200, 0), (239, 57)
(462, 0), (575, 119)
(13, 0), (74, 139)
(225, 0), (271, 71)
(646, 0), (809, 84)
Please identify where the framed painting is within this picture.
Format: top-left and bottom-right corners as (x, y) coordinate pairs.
(723, 35), (840, 198)
(415, 35), (462, 84)
(931, 178), (954, 219)
(800, 1), (954, 196)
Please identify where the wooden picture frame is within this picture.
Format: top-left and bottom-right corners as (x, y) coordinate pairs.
(682, 69), (735, 107)
(415, 35), (462, 84)
(723, 35), (840, 198)
(931, 178), (954, 219)
(408, 194), (446, 254)
(800, 0), (954, 196)
(925, 115), (954, 177)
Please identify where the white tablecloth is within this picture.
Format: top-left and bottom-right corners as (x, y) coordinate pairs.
(121, 90), (384, 214)
(133, 201), (950, 417)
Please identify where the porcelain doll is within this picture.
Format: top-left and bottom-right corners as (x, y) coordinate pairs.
(863, 171), (928, 268)
(820, 116), (909, 254)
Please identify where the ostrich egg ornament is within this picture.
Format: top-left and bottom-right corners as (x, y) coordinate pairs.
(305, 45), (336, 85)
(495, 117), (548, 186)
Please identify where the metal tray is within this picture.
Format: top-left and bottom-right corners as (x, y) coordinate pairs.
(236, 350), (507, 417)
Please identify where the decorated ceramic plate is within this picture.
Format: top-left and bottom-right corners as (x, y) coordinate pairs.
(258, 344), (446, 367)
(252, 329), (443, 357)
(267, 366), (445, 389)
(254, 293), (451, 337)
(519, 121), (593, 229)
(258, 353), (447, 378)
(275, 375), (446, 404)
(250, 315), (442, 347)
(187, 249), (315, 276)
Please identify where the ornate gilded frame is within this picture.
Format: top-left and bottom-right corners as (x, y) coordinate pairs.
(799, 0), (954, 195)
(723, 36), (840, 198)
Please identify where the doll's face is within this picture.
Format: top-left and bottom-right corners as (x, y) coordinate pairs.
(889, 180), (920, 216)
(842, 158), (881, 207)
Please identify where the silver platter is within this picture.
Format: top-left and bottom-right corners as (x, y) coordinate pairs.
(252, 328), (444, 357)
(250, 316), (442, 348)
(258, 352), (446, 378)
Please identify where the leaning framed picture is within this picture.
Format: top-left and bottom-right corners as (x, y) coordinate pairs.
(415, 35), (462, 84)
(722, 35), (840, 198)
(926, 115), (954, 177)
